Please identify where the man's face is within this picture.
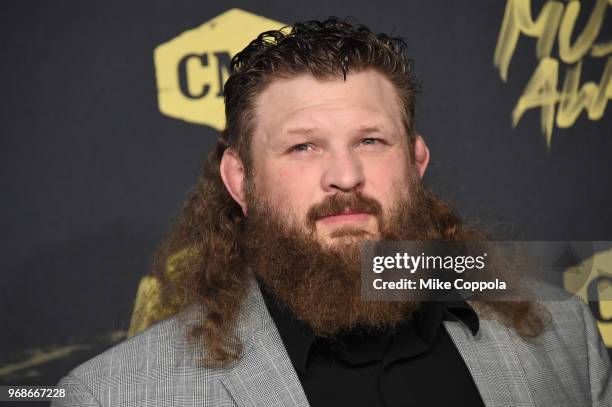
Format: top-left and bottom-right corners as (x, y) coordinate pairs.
(248, 69), (415, 246)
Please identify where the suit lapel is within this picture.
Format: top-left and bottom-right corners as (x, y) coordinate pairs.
(221, 280), (309, 407)
(221, 279), (540, 407)
(444, 318), (536, 407)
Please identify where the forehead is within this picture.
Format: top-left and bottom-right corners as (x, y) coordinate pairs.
(253, 69), (406, 141)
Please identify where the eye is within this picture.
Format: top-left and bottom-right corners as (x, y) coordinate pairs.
(362, 138), (378, 145)
(289, 143), (314, 153)
(361, 138), (385, 146)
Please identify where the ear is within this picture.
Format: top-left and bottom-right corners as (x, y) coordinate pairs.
(219, 148), (248, 215)
(413, 135), (430, 178)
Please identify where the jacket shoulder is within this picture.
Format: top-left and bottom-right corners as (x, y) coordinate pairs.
(53, 315), (220, 406)
(514, 294), (610, 405)
(71, 315), (184, 383)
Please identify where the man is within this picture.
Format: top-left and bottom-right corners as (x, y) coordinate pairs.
(54, 18), (611, 406)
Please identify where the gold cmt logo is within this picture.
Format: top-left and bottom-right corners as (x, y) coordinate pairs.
(154, 9), (286, 130)
(494, 0), (611, 147)
(564, 246), (612, 346)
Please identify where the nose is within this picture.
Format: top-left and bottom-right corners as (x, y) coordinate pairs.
(321, 149), (365, 193)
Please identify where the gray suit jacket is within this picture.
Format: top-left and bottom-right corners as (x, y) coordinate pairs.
(53, 279), (611, 406)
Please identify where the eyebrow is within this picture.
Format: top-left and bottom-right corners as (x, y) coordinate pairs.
(284, 127), (315, 137)
(356, 125), (389, 134)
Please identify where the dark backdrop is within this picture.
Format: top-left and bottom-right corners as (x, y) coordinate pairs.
(1, 0), (610, 390)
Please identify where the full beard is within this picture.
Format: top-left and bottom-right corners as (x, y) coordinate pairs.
(240, 172), (436, 337)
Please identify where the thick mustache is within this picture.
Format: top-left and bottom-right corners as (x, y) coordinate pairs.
(307, 193), (383, 223)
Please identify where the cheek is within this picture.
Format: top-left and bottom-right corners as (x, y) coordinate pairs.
(363, 157), (412, 205)
(259, 163), (320, 216)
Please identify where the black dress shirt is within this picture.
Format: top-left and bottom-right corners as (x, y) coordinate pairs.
(260, 286), (486, 407)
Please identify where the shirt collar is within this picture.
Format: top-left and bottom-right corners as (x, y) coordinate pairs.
(381, 299), (479, 367)
(260, 283), (479, 375)
(260, 284), (314, 375)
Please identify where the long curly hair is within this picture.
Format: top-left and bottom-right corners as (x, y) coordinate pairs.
(148, 18), (547, 366)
